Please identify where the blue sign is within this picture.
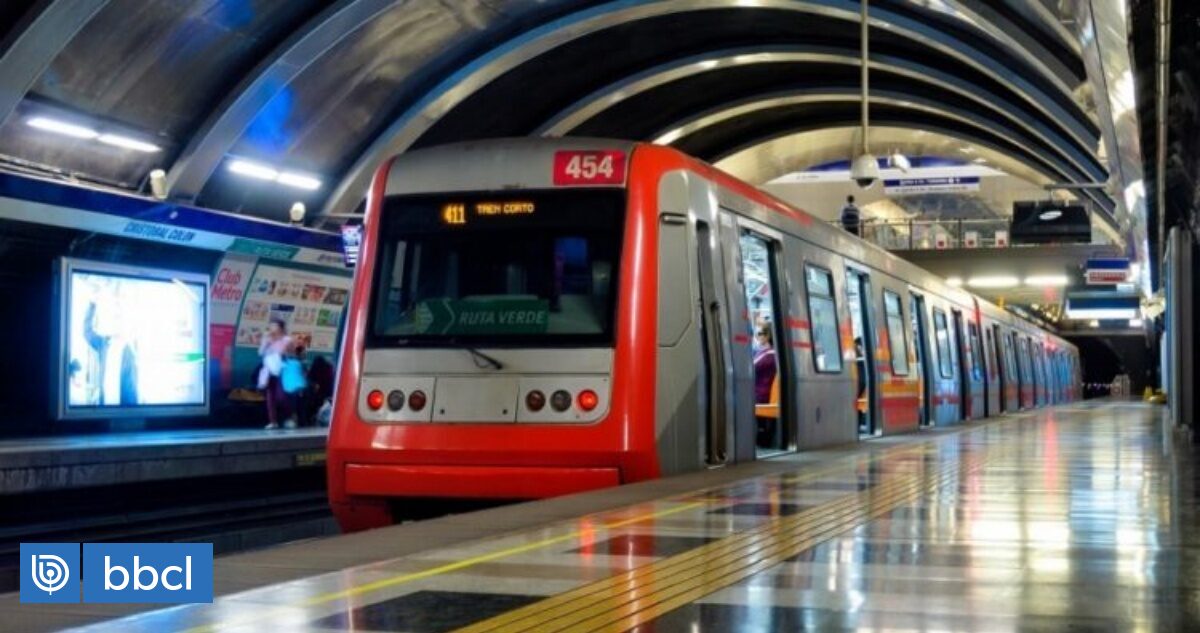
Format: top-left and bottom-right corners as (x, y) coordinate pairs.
(883, 176), (981, 194)
(1085, 258), (1130, 284)
(83, 543), (213, 603)
(20, 543), (80, 603)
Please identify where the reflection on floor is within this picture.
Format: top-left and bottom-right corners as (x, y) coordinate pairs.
(64, 402), (1197, 632)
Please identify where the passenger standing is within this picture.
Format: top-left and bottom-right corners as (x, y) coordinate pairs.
(753, 325), (777, 404)
(308, 355), (335, 411)
(840, 195), (862, 237)
(259, 318), (295, 429)
(855, 337), (868, 432)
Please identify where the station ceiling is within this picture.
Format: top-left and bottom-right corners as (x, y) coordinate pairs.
(0, 1), (1123, 230)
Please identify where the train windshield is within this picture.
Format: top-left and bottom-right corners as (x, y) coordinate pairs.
(369, 190), (625, 347)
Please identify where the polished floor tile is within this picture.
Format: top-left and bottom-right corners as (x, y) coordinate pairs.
(49, 402), (1200, 633)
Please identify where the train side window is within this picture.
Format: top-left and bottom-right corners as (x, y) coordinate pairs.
(804, 264), (842, 373)
(932, 309), (953, 378)
(882, 290), (909, 376)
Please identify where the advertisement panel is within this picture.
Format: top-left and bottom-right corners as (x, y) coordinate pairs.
(236, 265), (351, 354)
(57, 259), (209, 419)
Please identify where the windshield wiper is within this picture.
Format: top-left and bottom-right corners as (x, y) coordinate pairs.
(465, 347), (504, 370)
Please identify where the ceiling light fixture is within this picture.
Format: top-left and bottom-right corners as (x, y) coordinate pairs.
(967, 275), (1019, 289)
(27, 116), (98, 139)
(97, 133), (161, 153)
(1024, 274), (1069, 287)
(28, 116), (161, 154)
(946, 277), (963, 287)
(277, 172), (322, 191)
(228, 158), (322, 191)
(228, 159), (279, 181)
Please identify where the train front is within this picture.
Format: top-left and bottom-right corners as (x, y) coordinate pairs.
(328, 140), (657, 531)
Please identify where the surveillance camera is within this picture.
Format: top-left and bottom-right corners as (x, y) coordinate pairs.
(850, 153), (880, 189)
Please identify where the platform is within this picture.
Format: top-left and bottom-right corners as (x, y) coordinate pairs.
(5, 401), (1193, 632)
(0, 428), (328, 494)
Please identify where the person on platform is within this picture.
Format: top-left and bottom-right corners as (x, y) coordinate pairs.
(840, 195), (862, 236)
(753, 325), (777, 404)
(855, 337), (868, 432)
(259, 318), (295, 429)
(754, 324), (778, 448)
(308, 355), (335, 414)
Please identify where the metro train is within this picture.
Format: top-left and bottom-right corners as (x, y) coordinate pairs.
(327, 138), (1080, 531)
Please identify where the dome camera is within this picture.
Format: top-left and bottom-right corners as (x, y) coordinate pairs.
(851, 153), (880, 189)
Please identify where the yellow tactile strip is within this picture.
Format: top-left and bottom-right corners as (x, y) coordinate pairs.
(455, 448), (998, 633)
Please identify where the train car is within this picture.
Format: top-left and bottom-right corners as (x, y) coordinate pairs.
(327, 138), (1080, 531)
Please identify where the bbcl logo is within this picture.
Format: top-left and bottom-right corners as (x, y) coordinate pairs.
(20, 543), (212, 604)
(19, 544), (79, 604)
(32, 554), (71, 594)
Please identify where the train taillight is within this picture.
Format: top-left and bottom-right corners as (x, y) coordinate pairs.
(366, 390), (385, 411)
(577, 389), (598, 412)
(408, 390), (427, 412)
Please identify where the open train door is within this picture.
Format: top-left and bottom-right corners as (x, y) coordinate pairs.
(910, 293), (933, 426)
(845, 267), (879, 437)
(733, 221), (794, 458)
(951, 310), (969, 420)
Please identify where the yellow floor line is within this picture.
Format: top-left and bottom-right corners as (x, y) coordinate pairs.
(176, 430), (997, 633)
(587, 458), (997, 633)
(456, 452), (996, 633)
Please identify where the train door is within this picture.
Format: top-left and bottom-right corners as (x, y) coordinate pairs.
(991, 324), (1007, 413)
(737, 229), (791, 457)
(910, 294), (932, 426)
(951, 310), (969, 420)
(845, 267), (878, 437)
(983, 324), (998, 415)
(966, 321), (985, 419)
(694, 220), (730, 466)
(931, 308), (955, 425)
(1017, 336), (1033, 409)
(1029, 340), (1043, 406)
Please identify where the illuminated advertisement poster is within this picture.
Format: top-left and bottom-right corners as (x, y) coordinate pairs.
(57, 259), (209, 419)
(235, 265), (350, 353)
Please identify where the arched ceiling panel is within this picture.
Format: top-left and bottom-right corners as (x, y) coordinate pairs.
(670, 102), (1112, 215)
(33, 0), (326, 139)
(0, 0), (1122, 233)
(714, 126), (1056, 187)
(322, 0), (1105, 219)
(547, 54), (1104, 183)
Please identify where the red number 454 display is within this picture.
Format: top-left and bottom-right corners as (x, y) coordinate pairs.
(553, 150), (626, 186)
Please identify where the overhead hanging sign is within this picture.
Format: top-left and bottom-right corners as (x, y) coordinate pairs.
(883, 176), (980, 195)
(1085, 258), (1130, 285)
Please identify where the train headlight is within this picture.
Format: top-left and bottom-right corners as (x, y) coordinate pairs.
(366, 390), (385, 411)
(386, 390), (405, 411)
(408, 390), (427, 412)
(577, 389), (599, 412)
(550, 390), (572, 412)
(525, 390), (546, 412)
